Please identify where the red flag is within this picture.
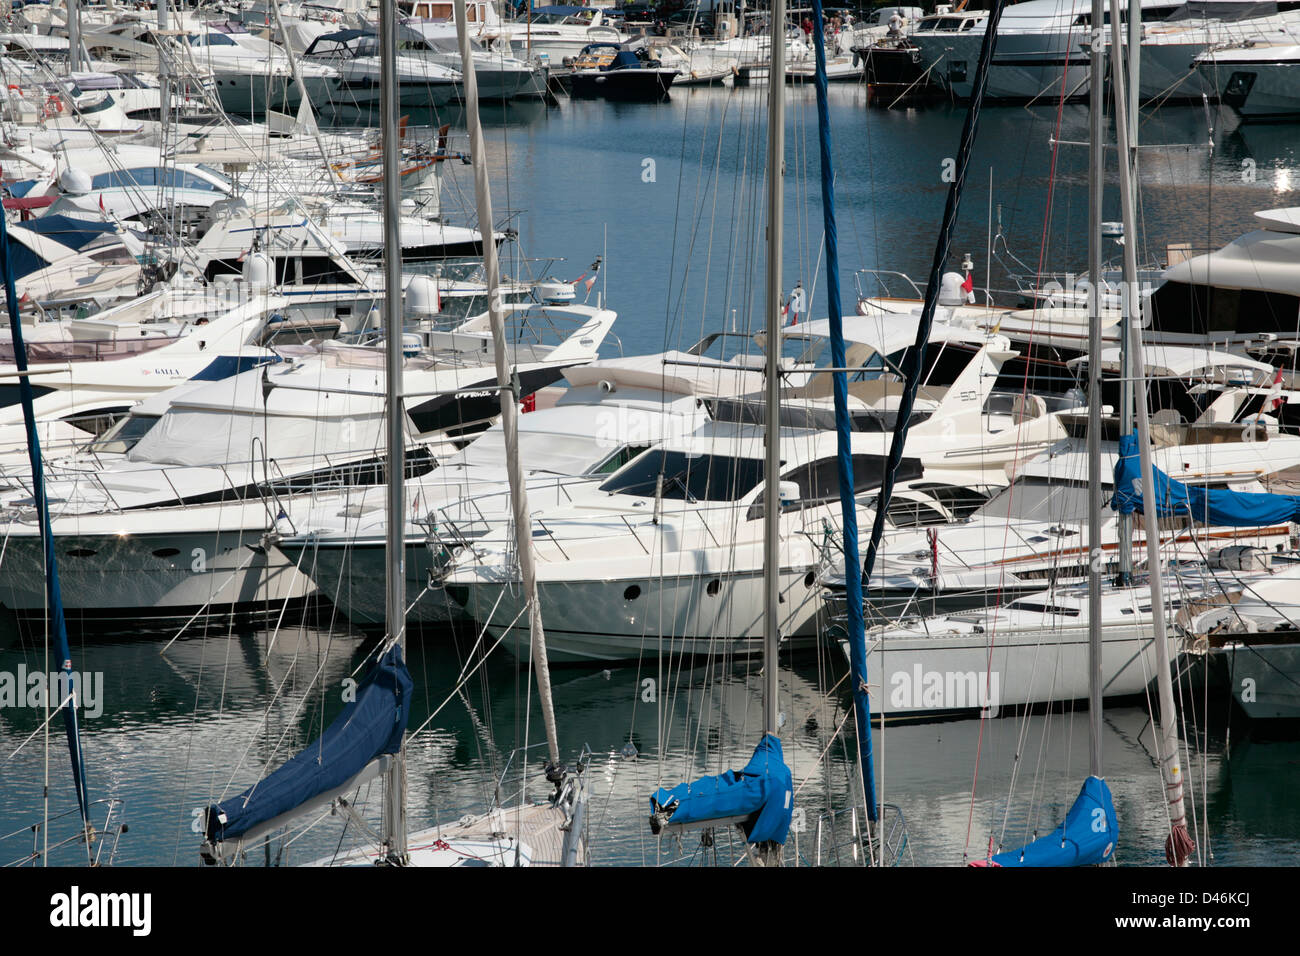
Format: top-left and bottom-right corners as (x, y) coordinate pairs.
(98, 193), (105, 214)
(1269, 367), (1287, 411)
(961, 272), (974, 294)
(584, 274), (597, 293)
(522, 392), (536, 413)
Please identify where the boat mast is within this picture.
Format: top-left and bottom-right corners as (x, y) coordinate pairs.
(762, 0), (785, 740)
(1108, 0), (1194, 867)
(379, 0), (409, 865)
(808, 0), (879, 836)
(1086, 0), (1105, 783)
(67, 0), (82, 72)
(454, 0), (561, 769)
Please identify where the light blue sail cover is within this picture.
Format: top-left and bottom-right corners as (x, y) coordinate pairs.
(649, 734), (793, 844)
(205, 644), (413, 844)
(1112, 432), (1300, 525)
(986, 776), (1118, 867)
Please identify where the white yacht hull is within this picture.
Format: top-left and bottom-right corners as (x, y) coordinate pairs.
(911, 30), (1090, 101)
(1201, 56), (1300, 118)
(1211, 641), (1300, 721)
(450, 562), (825, 663)
(0, 522), (315, 627)
(858, 619), (1172, 721)
(284, 535), (465, 627)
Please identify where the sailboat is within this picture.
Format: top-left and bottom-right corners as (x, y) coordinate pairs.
(199, 0), (586, 868)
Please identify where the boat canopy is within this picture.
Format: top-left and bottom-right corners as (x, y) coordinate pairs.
(789, 316), (1008, 365)
(203, 644), (412, 847)
(562, 350), (764, 398)
(974, 776), (1117, 867)
(1165, 0), (1277, 20)
(1162, 221), (1300, 297)
(648, 734), (793, 844)
(1069, 345), (1273, 384)
(1112, 431), (1300, 525)
(3, 215), (120, 280)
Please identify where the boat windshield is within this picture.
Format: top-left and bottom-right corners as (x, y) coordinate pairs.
(599, 449), (765, 502)
(971, 476), (1098, 524)
(89, 414), (160, 455)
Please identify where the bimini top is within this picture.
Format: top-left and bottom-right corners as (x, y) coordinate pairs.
(1068, 345), (1274, 384)
(1162, 207), (1300, 296)
(788, 315), (1009, 361)
(3, 215), (125, 280)
(562, 349), (765, 398)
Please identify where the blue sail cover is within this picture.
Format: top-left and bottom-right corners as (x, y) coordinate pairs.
(205, 644), (413, 844)
(1112, 432), (1300, 525)
(979, 776), (1118, 867)
(649, 734), (793, 844)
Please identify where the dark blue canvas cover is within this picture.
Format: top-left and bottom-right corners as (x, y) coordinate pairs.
(981, 776), (1118, 867)
(608, 50), (641, 70)
(1112, 432), (1300, 526)
(204, 644), (412, 844)
(649, 733), (793, 844)
(22, 214), (118, 251)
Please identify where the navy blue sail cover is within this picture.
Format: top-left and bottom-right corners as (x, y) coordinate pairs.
(649, 734), (793, 844)
(983, 776), (1118, 867)
(1112, 432), (1300, 526)
(205, 644), (413, 844)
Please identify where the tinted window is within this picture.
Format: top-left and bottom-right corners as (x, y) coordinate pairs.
(599, 449), (765, 502)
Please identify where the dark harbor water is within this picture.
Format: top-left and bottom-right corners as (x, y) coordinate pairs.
(3, 84), (1300, 867)
(3, 623), (1298, 867)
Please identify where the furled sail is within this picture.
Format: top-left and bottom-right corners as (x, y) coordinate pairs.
(1112, 432), (1300, 525)
(649, 734), (793, 844)
(203, 644), (413, 850)
(972, 776), (1118, 867)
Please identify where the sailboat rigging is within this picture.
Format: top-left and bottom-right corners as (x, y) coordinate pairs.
(201, 0), (586, 867)
(1105, 0), (1195, 867)
(970, 0), (1121, 868)
(0, 183), (94, 864)
(647, 0), (794, 863)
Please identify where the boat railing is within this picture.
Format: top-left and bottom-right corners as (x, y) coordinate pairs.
(811, 803), (908, 867)
(852, 268), (924, 301)
(491, 741), (590, 811)
(0, 332), (181, 366)
(0, 797), (127, 867)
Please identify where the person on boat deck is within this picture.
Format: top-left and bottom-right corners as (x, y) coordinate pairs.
(785, 281), (805, 325)
(888, 9), (905, 35)
(801, 16), (814, 34)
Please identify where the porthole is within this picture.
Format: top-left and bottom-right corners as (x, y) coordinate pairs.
(804, 571), (816, 589)
(624, 585), (641, 601)
(152, 548), (181, 558)
(706, 579), (721, 596)
(66, 548), (96, 558)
